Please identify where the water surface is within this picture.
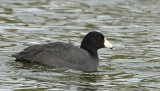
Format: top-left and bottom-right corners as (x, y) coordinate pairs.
(0, 0), (160, 91)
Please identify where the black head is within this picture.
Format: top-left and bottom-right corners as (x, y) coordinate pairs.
(80, 31), (113, 55)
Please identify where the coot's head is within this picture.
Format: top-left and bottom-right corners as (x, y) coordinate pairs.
(80, 31), (114, 51)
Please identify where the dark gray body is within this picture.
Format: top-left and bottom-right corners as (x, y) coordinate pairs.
(13, 42), (99, 71)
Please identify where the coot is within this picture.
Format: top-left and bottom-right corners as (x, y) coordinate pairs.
(12, 31), (113, 71)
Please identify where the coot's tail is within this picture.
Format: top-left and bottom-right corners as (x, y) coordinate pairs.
(12, 54), (31, 63)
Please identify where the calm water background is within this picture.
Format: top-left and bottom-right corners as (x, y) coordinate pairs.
(0, 0), (160, 91)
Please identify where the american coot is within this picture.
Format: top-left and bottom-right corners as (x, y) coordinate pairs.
(12, 31), (114, 71)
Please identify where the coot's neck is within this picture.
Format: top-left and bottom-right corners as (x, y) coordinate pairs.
(80, 44), (98, 58)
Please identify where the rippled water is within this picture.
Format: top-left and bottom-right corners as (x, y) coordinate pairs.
(0, 0), (160, 91)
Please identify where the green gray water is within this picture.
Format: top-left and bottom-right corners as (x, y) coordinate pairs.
(0, 0), (160, 91)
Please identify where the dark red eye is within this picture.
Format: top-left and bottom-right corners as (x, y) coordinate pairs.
(98, 37), (101, 40)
